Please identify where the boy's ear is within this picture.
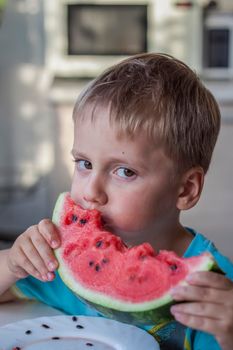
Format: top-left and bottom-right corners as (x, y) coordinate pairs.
(176, 167), (204, 210)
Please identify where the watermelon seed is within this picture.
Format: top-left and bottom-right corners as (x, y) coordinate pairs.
(14, 347), (21, 350)
(102, 258), (109, 264)
(89, 261), (95, 267)
(42, 323), (50, 329)
(72, 215), (78, 222)
(80, 219), (88, 225)
(129, 274), (136, 281)
(72, 316), (78, 321)
(86, 343), (93, 346)
(52, 337), (60, 340)
(170, 264), (177, 271)
(25, 330), (32, 334)
(76, 324), (84, 329)
(96, 240), (103, 248)
(139, 255), (147, 260)
(95, 264), (100, 271)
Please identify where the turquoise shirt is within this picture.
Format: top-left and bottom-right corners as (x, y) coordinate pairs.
(14, 230), (233, 349)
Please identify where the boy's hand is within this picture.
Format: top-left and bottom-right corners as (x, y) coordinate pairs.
(7, 219), (60, 282)
(170, 271), (233, 350)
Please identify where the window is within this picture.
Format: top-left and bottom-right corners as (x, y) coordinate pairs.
(67, 4), (148, 55)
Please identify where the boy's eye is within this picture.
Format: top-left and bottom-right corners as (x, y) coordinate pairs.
(115, 167), (136, 179)
(76, 159), (92, 170)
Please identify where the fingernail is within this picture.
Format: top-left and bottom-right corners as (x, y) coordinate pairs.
(51, 240), (58, 248)
(170, 306), (177, 315)
(171, 286), (182, 294)
(171, 287), (185, 299)
(48, 261), (56, 271)
(186, 273), (198, 282)
(47, 272), (54, 281)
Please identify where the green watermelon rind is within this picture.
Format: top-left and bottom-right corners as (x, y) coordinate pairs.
(52, 192), (218, 325)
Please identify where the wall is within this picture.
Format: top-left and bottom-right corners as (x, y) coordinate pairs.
(0, 0), (53, 234)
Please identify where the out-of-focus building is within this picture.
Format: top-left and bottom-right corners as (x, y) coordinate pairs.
(0, 0), (232, 258)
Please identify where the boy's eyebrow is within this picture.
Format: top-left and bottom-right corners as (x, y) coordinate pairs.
(71, 150), (92, 161)
(70, 149), (78, 158)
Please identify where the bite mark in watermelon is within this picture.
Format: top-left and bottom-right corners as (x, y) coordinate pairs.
(53, 192), (218, 326)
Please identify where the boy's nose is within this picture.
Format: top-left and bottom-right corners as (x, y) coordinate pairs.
(83, 173), (107, 208)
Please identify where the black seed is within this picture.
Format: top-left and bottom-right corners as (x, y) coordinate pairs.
(170, 264), (177, 271)
(86, 343), (93, 346)
(129, 274), (136, 281)
(140, 255), (147, 260)
(15, 347), (21, 350)
(89, 261), (94, 267)
(72, 215), (78, 222)
(76, 324), (84, 329)
(52, 336), (60, 340)
(102, 258), (109, 264)
(25, 329), (32, 334)
(80, 218), (87, 225)
(42, 323), (50, 329)
(95, 264), (100, 272)
(95, 240), (102, 248)
(72, 316), (78, 321)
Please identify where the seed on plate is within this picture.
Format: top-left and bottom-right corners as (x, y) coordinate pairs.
(72, 316), (78, 321)
(76, 324), (84, 329)
(52, 336), (60, 340)
(86, 343), (94, 346)
(25, 329), (32, 334)
(41, 323), (50, 329)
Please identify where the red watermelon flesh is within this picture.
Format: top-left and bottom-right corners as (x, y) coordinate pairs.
(53, 192), (218, 326)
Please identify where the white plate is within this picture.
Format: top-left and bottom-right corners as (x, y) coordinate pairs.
(0, 315), (159, 350)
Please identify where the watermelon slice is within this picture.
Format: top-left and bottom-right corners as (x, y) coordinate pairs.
(53, 192), (218, 326)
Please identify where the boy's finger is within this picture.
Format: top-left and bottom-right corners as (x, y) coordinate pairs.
(170, 311), (222, 336)
(16, 248), (46, 282)
(186, 271), (233, 290)
(171, 301), (227, 320)
(22, 235), (54, 279)
(171, 284), (231, 305)
(30, 229), (59, 272)
(38, 219), (60, 248)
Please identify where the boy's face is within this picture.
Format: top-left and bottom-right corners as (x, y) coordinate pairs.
(71, 105), (181, 246)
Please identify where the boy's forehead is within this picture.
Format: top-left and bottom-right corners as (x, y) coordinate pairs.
(74, 115), (167, 161)
(75, 104), (140, 144)
(74, 101), (155, 142)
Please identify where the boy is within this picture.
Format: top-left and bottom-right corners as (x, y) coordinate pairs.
(0, 53), (233, 349)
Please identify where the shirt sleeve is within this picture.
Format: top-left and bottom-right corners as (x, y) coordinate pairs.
(14, 271), (100, 317)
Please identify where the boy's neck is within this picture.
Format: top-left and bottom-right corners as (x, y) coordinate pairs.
(157, 225), (194, 256)
(125, 224), (193, 257)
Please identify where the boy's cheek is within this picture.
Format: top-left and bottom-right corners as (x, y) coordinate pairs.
(70, 179), (83, 204)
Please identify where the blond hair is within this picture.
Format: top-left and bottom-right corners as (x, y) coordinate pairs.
(73, 53), (221, 173)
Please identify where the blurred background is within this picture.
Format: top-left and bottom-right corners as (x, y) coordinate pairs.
(0, 0), (232, 259)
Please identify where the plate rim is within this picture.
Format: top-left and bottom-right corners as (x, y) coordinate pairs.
(0, 315), (160, 350)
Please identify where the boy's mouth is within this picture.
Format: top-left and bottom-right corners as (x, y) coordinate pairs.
(101, 216), (107, 227)
(101, 216), (113, 231)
